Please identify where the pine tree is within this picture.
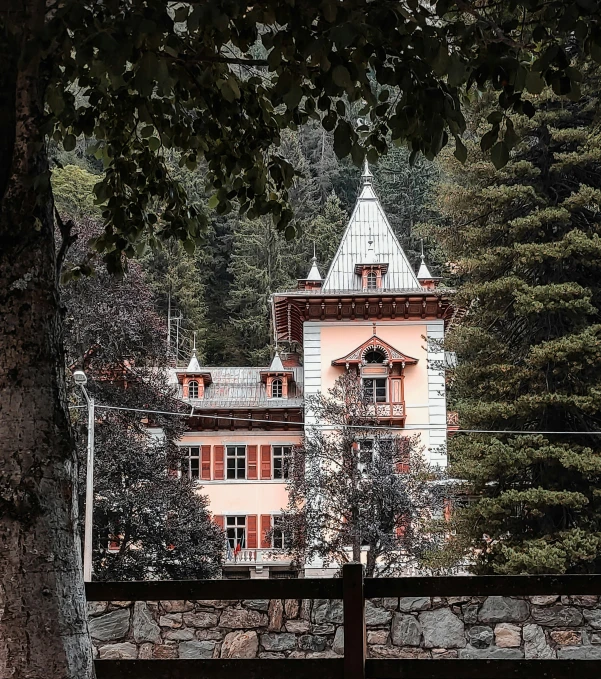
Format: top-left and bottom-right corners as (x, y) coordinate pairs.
(227, 217), (297, 365)
(434, 69), (601, 574)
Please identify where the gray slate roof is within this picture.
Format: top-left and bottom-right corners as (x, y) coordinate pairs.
(322, 167), (422, 292)
(170, 366), (304, 409)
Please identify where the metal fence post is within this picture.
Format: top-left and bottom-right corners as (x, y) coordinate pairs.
(343, 562), (366, 679)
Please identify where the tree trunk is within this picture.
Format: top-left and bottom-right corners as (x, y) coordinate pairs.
(0, 2), (95, 676)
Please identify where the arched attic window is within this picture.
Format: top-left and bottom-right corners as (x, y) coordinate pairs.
(363, 348), (387, 364)
(188, 380), (199, 399)
(271, 378), (283, 398)
(366, 271), (377, 290)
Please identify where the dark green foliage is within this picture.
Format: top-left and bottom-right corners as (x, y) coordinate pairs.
(62, 221), (223, 580)
(433, 69), (601, 574)
(39, 0), (601, 274)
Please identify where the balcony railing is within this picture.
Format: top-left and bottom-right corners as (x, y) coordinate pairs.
(365, 402), (404, 418)
(224, 548), (291, 565)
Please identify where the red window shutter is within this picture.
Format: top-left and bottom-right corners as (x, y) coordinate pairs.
(390, 377), (403, 403)
(396, 516), (409, 538)
(247, 445), (258, 479)
(396, 463), (410, 474)
(201, 445), (211, 480)
(213, 445), (225, 480)
(444, 498), (452, 522)
(214, 515), (225, 530)
(247, 515), (258, 548)
(260, 514), (272, 548)
(260, 445), (272, 479)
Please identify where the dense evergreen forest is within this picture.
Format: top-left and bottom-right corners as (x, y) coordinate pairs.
(52, 125), (443, 367)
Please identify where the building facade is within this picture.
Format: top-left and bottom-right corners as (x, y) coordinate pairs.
(171, 165), (453, 578)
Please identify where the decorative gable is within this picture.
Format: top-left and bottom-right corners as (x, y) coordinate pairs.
(331, 335), (418, 369)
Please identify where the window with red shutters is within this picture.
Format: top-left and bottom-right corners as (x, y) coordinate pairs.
(213, 445), (225, 479)
(260, 445), (272, 479)
(246, 515), (258, 548)
(247, 445), (258, 479)
(201, 445), (211, 480)
(260, 514), (272, 548)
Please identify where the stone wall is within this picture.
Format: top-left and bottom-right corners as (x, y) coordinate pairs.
(88, 595), (601, 660)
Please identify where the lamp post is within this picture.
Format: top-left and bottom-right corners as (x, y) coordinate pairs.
(73, 370), (94, 582)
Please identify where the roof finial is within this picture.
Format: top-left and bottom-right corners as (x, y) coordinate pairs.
(417, 239), (434, 281)
(362, 158), (373, 184)
(313, 241), (316, 261)
(373, 322), (377, 336)
(193, 331), (197, 352)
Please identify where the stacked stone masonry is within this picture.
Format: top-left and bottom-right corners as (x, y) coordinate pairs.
(88, 595), (601, 660)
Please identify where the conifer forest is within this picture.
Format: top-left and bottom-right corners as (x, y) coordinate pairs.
(3, 2), (601, 675)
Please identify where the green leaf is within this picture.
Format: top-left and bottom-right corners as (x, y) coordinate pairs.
(480, 127), (499, 153)
(525, 71), (545, 94)
(148, 136), (161, 151)
(333, 120), (353, 158)
(332, 65), (352, 89)
(491, 141), (509, 169)
(140, 125), (154, 138)
(454, 138), (467, 164)
(208, 195), (219, 209)
(63, 134), (77, 152)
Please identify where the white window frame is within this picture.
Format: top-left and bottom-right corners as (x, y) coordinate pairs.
(183, 446), (201, 480)
(226, 445), (247, 480)
(226, 515), (246, 549)
(272, 445), (292, 480)
(188, 380), (199, 398)
(362, 377), (387, 403)
(271, 378), (283, 398)
(272, 515), (287, 549)
(366, 271), (377, 290)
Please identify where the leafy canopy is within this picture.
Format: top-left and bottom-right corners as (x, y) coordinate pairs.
(40, 0), (601, 270)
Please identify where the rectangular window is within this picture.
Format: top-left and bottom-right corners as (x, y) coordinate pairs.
(183, 446), (201, 480)
(273, 446), (292, 480)
(226, 516), (246, 549)
(226, 445), (246, 479)
(363, 378), (387, 403)
(272, 516), (287, 549)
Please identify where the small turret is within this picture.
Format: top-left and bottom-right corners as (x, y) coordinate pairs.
(417, 240), (441, 290)
(297, 244), (323, 290)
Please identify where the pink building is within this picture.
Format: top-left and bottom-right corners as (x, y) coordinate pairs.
(172, 164), (452, 578)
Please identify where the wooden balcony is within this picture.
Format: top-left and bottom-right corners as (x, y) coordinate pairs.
(365, 401), (406, 425)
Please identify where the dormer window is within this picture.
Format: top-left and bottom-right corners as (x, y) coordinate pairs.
(271, 378), (283, 399)
(188, 380), (199, 399)
(367, 271), (377, 290)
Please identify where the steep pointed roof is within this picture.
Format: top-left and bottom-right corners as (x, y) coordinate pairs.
(269, 352), (285, 372)
(417, 258), (433, 280)
(187, 351), (202, 373)
(322, 162), (422, 291)
(306, 255), (322, 282)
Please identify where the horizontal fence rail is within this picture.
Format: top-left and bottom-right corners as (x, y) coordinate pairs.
(87, 568), (601, 679)
(86, 576), (343, 601)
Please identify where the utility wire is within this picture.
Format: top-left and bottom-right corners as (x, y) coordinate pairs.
(69, 403), (601, 435)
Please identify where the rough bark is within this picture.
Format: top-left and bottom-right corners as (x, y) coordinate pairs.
(0, 2), (95, 676)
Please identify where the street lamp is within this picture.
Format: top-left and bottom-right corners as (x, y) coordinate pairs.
(73, 370), (94, 582)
